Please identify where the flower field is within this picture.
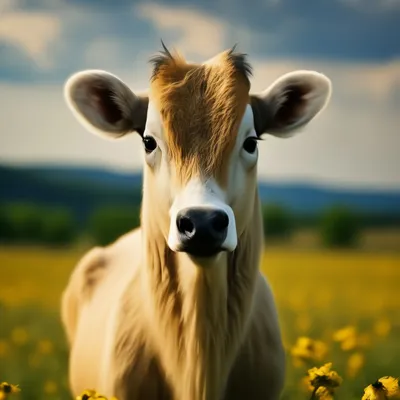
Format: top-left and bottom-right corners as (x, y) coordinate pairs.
(0, 242), (399, 399)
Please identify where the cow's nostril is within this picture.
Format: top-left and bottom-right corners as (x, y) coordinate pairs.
(211, 211), (229, 233)
(177, 216), (195, 236)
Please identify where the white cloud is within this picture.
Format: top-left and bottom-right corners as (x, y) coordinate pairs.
(0, 55), (399, 190)
(135, 3), (226, 60)
(0, 10), (61, 68)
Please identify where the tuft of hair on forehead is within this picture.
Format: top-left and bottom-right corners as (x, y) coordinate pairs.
(149, 42), (252, 185)
(226, 43), (253, 80)
(150, 40), (183, 82)
(150, 41), (252, 83)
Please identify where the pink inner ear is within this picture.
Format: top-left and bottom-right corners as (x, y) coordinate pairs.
(89, 86), (123, 124)
(275, 84), (311, 127)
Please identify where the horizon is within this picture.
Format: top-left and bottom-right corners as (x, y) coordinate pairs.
(3, 160), (400, 194)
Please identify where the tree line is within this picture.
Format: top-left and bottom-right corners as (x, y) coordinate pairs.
(0, 202), (380, 248)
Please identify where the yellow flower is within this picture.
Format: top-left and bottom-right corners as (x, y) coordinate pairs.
(43, 380), (58, 395)
(315, 386), (334, 400)
(333, 325), (356, 342)
(96, 397), (118, 400)
(291, 337), (328, 366)
(333, 325), (357, 351)
(299, 375), (314, 393)
(362, 376), (400, 400)
(76, 389), (119, 400)
(379, 377), (400, 398)
(362, 386), (386, 400)
(0, 383), (20, 394)
(346, 352), (365, 378)
(0, 382), (21, 399)
(333, 325), (369, 351)
(76, 389), (99, 400)
(10, 327), (28, 346)
(308, 362), (343, 390)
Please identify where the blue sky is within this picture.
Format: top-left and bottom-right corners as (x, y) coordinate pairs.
(0, 0), (399, 189)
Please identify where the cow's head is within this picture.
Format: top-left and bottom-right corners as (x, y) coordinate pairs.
(64, 45), (331, 261)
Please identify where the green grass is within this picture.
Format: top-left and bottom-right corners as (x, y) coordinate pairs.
(1, 241), (399, 399)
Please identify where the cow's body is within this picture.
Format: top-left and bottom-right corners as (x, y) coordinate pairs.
(63, 229), (285, 400)
(61, 44), (331, 400)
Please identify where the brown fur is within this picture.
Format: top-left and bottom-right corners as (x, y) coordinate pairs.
(150, 48), (251, 186)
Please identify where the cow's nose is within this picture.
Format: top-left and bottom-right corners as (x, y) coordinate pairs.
(176, 208), (229, 257)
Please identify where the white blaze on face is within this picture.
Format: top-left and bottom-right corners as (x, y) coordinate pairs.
(140, 100), (259, 257)
(167, 178), (238, 253)
(166, 104), (259, 256)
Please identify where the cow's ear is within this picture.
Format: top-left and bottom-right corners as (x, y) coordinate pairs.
(64, 69), (148, 139)
(250, 70), (332, 138)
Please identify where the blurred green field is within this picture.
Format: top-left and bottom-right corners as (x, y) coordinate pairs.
(1, 237), (399, 399)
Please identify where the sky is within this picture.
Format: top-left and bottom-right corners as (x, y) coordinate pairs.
(0, 0), (399, 189)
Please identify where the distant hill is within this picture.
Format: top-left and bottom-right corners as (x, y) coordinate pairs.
(29, 165), (142, 189)
(0, 164), (142, 223)
(1, 163), (400, 224)
(257, 182), (400, 214)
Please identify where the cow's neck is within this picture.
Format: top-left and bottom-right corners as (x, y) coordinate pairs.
(140, 192), (263, 400)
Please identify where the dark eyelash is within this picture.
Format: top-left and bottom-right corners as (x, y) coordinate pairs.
(245, 129), (264, 141)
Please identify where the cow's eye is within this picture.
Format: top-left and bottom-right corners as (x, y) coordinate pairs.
(143, 136), (157, 153)
(243, 137), (258, 154)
